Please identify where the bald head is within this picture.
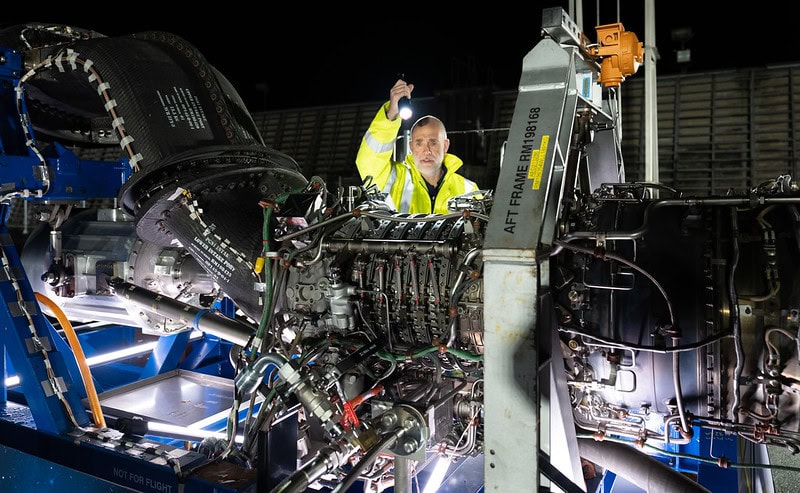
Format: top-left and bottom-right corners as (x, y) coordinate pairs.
(411, 115), (447, 140)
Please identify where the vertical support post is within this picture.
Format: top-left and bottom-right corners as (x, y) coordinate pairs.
(483, 8), (622, 488)
(644, 0), (660, 188)
(483, 32), (583, 491)
(483, 253), (540, 491)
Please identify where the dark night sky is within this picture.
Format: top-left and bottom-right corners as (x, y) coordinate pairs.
(2, 3), (797, 112)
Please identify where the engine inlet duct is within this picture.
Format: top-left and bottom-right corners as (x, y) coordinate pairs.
(13, 26), (308, 322)
(118, 147), (307, 322)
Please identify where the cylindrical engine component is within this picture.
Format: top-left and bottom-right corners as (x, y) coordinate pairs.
(578, 439), (710, 493)
(109, 279), (253, 346)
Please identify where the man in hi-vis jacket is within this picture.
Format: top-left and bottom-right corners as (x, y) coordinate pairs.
(356, 79), (478, 214)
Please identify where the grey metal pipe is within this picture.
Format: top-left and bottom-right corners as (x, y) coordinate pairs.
(577, 439), (711, 493)
(109, 279), (254, 346)
(393, 457), (412, 493)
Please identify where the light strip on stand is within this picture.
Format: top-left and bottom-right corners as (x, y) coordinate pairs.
(422, 456), (451, 493)
(5, 330), (204, 387)
(147, 421), (245, 444)
(85, 340), (158, 366)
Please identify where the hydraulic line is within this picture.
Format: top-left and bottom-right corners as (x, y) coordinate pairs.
(556, 195), (800, 254)
(330, 430), (404, 493)
(35, 292), (106, 429)
(729, 207), (744, 423)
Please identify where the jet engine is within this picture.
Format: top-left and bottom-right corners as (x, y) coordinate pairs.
(1, 7), (798, 493)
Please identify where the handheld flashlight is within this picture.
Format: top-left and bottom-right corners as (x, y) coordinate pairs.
(398, 96), (413, 120)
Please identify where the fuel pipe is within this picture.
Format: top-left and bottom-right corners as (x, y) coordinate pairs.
(269, 443), (359, 493)
(555, 195), (800, 251)
(108, 278), (254, 346)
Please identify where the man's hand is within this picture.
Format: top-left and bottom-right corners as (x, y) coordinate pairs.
(386, 79), (414, 121)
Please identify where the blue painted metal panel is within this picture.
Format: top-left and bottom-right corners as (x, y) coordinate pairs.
(140, 331), (191, 378)
(0, 151), (131, 201)
(697, 428), (738, 492)
(180, 335), (235, 378)
(0, 443), (138, 492)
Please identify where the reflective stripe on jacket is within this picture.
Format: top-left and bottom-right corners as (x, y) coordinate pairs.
(356, 102), (478, 214)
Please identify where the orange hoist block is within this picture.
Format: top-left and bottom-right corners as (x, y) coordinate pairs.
(593, 23), (643, 87)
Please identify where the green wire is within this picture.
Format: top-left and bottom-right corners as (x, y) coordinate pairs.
(250, 205), (273, 361)
(576, 434), (800, 473)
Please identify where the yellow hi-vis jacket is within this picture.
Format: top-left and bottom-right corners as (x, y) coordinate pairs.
(356, 102), (478, 215)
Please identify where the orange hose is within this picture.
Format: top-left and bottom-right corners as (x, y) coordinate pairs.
(35, 292), (107, 429)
